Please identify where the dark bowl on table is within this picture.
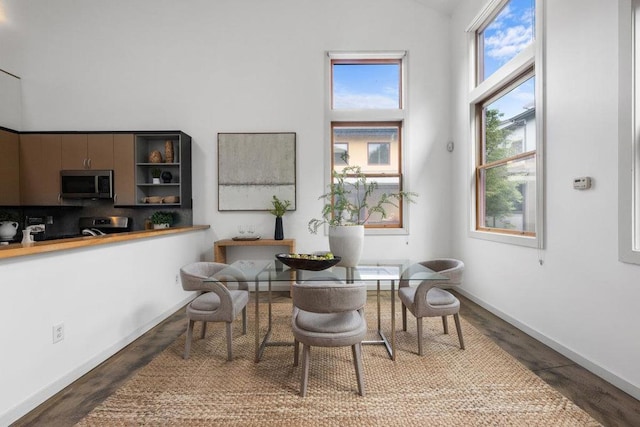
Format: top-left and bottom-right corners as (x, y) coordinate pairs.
(275, 253), (341, 271)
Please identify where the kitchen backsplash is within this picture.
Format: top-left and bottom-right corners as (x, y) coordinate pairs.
(0, 199), (192, 242)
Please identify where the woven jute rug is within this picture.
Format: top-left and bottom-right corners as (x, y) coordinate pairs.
(77, 295), (599, 426)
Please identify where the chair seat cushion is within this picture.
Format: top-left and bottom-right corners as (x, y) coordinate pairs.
(399, 287), (456, 306)
(295, 310), (362, 334)
(189, 290), (247, 312)
(190, 292), (221, 311)
(426, 288), (456, 305)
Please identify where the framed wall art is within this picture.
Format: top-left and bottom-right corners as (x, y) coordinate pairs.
(218, 132), (296, 211)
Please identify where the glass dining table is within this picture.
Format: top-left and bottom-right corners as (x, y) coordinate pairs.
(205, 259), (447, 362)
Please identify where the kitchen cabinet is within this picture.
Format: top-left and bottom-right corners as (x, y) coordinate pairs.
(20, 133), (64, 205)
(0, 129), (20, 205)
(113, 133), (136, 206)
(135, 132), (192, 208)
(61, 133), (114, 170)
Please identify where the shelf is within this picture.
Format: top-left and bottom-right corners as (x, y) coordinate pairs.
(134, 132), (192, 208)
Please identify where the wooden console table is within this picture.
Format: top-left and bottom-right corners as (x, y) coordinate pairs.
(214, 238), (296, 263)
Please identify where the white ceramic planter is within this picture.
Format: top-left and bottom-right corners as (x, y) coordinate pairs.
(153, 223), (170, 229)
(328, 225), (364, 267)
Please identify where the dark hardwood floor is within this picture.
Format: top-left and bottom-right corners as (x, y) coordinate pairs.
(13, 292), (640, 426)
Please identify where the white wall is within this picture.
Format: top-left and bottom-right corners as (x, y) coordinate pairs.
(451, 0), (640, 399)
(0, 231), (209, 424)
(0, 0), (454, 261)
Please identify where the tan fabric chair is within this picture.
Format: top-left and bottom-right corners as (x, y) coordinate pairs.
(399, 259), (465, 355)
(291, 282), (367, 397)
(180, 262), (249, 361)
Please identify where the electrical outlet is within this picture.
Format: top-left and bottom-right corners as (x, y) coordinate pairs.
(175, 274), (179, 285)
(53, 323), (64, 343)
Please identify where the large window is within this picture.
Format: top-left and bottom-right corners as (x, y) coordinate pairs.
(327, 52), (408, 231)
(619, 0), (640, 264)
(468, 0), (543, 246)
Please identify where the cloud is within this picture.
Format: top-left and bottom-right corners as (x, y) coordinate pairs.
(334, 91), (398, 109)
(485, 25), (533, 60)
(483, 3), (534, 63)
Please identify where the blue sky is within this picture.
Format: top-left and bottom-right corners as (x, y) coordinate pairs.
(482, 0), (535, 120)
(333, 63), (400, 109)
(482, 0), (535, 80)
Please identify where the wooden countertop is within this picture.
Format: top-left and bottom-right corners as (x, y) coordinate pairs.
(0, 225), (210, 260)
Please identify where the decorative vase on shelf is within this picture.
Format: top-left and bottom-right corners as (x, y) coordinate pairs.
(149, 150), (163, 163)
(165, 140), (174, 163)
(161, 171), (173, 183)
(274, 217), (284, 240)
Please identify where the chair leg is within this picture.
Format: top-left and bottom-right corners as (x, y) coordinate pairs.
(184, 319), (194, 360)
(402, 304), (407, 331)
(293, 339), (300, 367)
(352, 343), (365, 396)
(300, 345), (311, 397)
(442, 315), (449, 334)
(417, 317), (424, 356)
(454, 313), (465, 350)
(242, 306), (247, 335)
(226, 322), (233, 361)
(200, 321), (207, 339)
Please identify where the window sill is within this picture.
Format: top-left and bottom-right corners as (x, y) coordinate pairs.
(469, 229), (539, 248)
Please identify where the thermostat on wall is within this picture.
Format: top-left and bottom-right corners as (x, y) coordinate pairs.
(573, 177), (592, 190)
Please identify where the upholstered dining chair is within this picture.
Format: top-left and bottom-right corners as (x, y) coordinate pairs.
(399, 258), (465, 355)
(180, 262), (249, 361)
(291, 281), (368, 397)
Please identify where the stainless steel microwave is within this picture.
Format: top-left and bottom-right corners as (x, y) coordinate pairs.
(60, 170), (114, 199)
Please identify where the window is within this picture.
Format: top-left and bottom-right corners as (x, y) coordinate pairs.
(334, 143), (349, 166)
(619, 0), (640, 264)
(368, 142), (390, 165)
(332, 60), (401, 109)
(467, 0), (543, 247)
(327, 52), (408, 232)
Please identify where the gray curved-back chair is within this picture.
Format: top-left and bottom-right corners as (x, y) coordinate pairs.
(180, 262), (249, 361)
(399, 258), (465, 355)
(291, 282), (367, 397)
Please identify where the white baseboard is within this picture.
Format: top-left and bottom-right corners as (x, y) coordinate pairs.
(456, 288), (640, 401)
(1, 295), (193, 426)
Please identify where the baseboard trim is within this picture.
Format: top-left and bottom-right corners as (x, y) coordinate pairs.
(2, 295), (194, 426)
(456, 288), (640, 401)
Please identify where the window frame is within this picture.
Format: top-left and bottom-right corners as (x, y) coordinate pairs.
(619, 0), (640, 264)
(466, 0), (545, 248)
(325, 51), (409, 236)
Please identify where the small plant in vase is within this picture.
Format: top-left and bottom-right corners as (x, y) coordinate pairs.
(150, 211), (174, 229)
(269, 195), (291, 240)
(151, 168), (161, 184)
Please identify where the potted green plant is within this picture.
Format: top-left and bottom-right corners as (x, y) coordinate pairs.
(151, 168), (162, 184)
(269, 195), (291, 240)
(150, 211), (174, 229)
(308, 157), (417, 266)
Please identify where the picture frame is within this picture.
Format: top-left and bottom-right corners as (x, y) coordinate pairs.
(218, 132), (296, 211)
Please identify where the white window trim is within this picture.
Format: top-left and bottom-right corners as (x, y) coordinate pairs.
(324, 51), (411, 236)
(619, 0), (640, 264)
(466, 0), (546, 249)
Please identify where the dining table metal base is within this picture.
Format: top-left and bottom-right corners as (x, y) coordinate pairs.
(254, 276), (397, 362)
